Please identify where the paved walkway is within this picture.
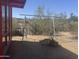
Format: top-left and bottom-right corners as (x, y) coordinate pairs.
(9, 41), (77, 59)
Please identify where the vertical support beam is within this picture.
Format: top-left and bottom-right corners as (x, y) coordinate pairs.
(0, 0), (3, 58)
(8, 6), (10, 41)
(10, 7), (12, 41)
(9, 5), (12, 41)
(4, 4), (7, 45)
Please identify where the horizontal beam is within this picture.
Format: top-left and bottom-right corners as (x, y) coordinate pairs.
(20, 14), (62, 18)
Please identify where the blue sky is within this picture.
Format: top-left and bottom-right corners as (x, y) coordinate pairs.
(12, 0), (78, 18)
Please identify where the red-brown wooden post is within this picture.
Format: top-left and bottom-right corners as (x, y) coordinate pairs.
(9, 5), (12, 42)
(0, 0), (3, 59)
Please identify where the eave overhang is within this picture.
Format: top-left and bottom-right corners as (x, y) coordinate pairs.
(9, 0), (26, 8)
(2, 0), (26, 8)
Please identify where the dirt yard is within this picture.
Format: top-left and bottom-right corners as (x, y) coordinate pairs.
(10, 32), (78, 59)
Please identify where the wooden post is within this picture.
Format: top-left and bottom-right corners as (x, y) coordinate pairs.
(9, 4), (12, 41)
(0, 0), (3, 59)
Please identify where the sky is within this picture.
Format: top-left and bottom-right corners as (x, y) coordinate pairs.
(12, 0), (78, 18)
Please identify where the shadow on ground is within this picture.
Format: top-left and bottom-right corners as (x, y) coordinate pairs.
(8, 40), (77, 59)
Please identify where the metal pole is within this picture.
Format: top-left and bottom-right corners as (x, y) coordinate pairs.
(52, 17), (56, 40)
(22, 16), (27, 40)
(24, 16), (27, 38)
(20, 14), (28, 40)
